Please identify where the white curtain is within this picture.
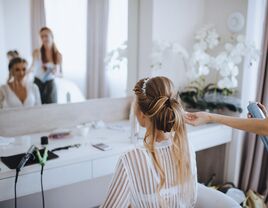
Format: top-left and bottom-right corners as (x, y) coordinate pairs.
(86, 0), (109, 99)
(31, 0), (46, 50)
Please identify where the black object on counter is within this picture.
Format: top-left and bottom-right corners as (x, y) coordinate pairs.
(41, 136), (49, 145)
(51, 144), (81, 152)
(1, 149), (58, 169)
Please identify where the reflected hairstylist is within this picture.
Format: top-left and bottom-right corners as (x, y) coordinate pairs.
(30, 27), (62, 104)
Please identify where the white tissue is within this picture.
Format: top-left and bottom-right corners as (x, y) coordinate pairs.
(92, 120), (106, 129)
(0, 137), (15, 146)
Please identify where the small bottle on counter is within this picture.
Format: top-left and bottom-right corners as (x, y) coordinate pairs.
(130, 101), (139, 144)
(66, 92), (71, 103)
(41, 136), (49, 146)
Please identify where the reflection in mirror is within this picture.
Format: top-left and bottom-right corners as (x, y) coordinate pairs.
(0, 57), (41, 109)
(0, 0), (128, 110)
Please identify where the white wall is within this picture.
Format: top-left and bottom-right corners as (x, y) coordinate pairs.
(138, 0), (153, 79)
(3, 0), (32, 61)
(152, 0), (205, 90)
(204, 0), (247, 94)
(153, 0), (205, 51)
(0, 0), (7, 85)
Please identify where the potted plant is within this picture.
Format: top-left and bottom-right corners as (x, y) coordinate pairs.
(179, 25), (259, 114)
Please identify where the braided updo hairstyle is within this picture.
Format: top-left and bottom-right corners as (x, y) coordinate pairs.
(133, 76), (192, 194)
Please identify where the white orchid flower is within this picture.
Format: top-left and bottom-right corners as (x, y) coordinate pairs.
(224, 43), (233, 51)
(206, 29), (220, 49)
(172, 43), (189, 58)
(231, 76), (238, 88)
(237, 34), (245, 43)
(198, 65), (210, 76)
(218, 77), (231, 88)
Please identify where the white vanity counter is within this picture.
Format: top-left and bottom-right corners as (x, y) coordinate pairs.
(0, 120), (232, 202)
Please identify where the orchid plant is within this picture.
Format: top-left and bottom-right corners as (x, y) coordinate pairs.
(189, 24), (259, 89)
(105, 40), (128, 70)
(182, 24), (259, 112)
(150, 40), (189, 70)
(150, 25), (259, 112)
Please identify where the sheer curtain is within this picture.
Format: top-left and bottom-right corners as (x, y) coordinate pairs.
(86, 0), (109, 99)
(239, 2), (268, 204)
(31, 0), (46, 50)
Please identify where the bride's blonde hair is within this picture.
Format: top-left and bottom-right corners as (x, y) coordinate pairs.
(133, 76), (191, 193)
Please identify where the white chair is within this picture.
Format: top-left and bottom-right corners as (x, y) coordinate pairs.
(195, 183), (241, 208)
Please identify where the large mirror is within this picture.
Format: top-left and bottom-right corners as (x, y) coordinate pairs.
(0, 0), (250, 113)
(0, 0), (129, 109)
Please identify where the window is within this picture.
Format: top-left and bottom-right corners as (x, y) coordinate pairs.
(45, 0), (87, 95)
(45, 0), (128, 98)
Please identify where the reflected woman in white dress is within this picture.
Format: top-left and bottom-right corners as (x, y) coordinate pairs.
(0, 57), (41, 109)
(101, 76), (197, 207)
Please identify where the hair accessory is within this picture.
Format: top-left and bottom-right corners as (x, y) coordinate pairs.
(142, 78), (150, 95)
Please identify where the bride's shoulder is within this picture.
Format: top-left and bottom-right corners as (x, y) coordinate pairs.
(120, 147), (148, 165)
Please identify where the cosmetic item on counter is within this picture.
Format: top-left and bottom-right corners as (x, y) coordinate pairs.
(66, 92), (71, 103)
(51, 144), (81, 152)
(48, 130), (71, 139)
(92, 120), (106, 129)
(41, 136), (49, 145)
(130, 101), (139, 144)
(74, 124), (90, 138)
(92, 143), (112, 151)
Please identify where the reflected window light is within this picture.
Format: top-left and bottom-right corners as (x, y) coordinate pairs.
(106, 0), (128, 98)
(44, 0), (87, 95)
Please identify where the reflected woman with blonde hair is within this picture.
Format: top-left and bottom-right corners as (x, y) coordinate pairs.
(101, 76), (197, 207)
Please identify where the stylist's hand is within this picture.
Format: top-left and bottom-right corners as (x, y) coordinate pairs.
(184, 111), (211, 126)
